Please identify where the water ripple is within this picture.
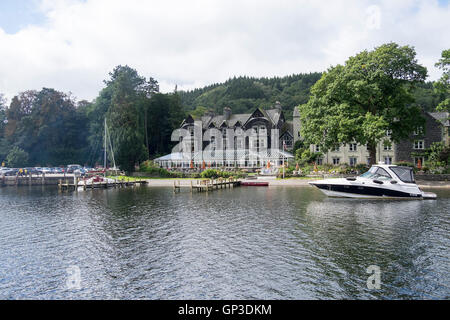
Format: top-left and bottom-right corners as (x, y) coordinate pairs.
(0, 186), (449, 299)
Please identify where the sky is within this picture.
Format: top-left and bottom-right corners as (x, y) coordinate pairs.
(0, 0), (449, 103)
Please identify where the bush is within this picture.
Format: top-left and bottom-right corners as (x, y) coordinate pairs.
(200, 169), (235, 179)
(139, 160), (179, 178)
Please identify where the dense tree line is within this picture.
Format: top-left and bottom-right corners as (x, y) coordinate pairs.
(178, 72), (445, 119)
(178, 73), (322, 118)
(0, 66), (185, 171)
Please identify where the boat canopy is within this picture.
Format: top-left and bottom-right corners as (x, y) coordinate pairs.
(390, 166), (415, 183)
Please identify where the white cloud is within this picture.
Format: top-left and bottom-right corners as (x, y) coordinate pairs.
(0, 0), (449, 102)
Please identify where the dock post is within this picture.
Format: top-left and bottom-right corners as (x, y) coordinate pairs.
(28, 173), (32, 186)
(84, 178), (87, 191)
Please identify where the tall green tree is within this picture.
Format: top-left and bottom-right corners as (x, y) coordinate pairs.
(434, 49), (450, 112)
(145, 93), (185, 157)
(299, 43), (427, 165)
(105, 65), (158, 172)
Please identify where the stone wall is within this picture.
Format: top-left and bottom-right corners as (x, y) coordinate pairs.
(415, 174), (450, 181)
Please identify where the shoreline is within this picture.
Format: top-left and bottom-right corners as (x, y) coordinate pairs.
(142, 178), (450, 189)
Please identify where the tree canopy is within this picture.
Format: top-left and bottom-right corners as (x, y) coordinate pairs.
(299, 43), (428, 164)
(434, 49), (450, 112)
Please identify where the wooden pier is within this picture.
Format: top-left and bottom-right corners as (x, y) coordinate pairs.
(58, 178), (148, 192)
(173, 177), (241, 193)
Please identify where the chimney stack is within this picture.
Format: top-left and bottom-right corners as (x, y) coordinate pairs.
(224, 107), (232, 120)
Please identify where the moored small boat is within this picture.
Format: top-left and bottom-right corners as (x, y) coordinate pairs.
(241, 181), (269, 187)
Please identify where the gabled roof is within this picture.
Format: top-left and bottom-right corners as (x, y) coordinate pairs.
(186, 107), (285, 129)
(429, 112), (450, 127)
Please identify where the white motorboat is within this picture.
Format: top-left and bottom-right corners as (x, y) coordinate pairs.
(309, 164), (437, 199)
(77, 176), (117, 189)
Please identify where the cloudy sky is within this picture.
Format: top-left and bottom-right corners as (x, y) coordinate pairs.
(0, 0), (449, 102)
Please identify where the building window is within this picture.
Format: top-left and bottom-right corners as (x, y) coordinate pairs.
(332, 146), (340, 152)
(332, 158), (340, 165)
(386, 130), (392, 136)
(349, 157), (357, 166)
(260, 139), (265, 148)
(349, 143), (357, 152)
(384, 144), (392, 151)
(317, 158), (323, 165)
(413, 127), (424, 136)
(414, 157), (425, 167)
(315, 145), (320, 152)
(252, 126), (258, 134)
(413, 140), (424, 150)
(384, 157), (393, 165)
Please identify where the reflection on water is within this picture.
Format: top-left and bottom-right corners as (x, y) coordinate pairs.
(0, 185), (449, 299)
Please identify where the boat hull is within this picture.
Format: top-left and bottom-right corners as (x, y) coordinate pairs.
(309, 178), (436, 199)
(311, 182), (423, 199)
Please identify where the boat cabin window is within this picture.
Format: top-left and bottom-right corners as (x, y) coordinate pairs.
(360, 166), (392, 180)
(375, 168), (392, 180)
(390, 166), (415, 183)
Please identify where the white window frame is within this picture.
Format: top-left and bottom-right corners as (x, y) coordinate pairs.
(384, 157), (393, 165)
(414, 156), (425, 167)
(349, 143), (357, 152)
(315, 145), (320, 152)
(332, 158), (340, 165)
(413, 140), (424, 150)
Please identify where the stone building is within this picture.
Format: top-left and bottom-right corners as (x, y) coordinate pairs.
(291, 111), (449, 166)
(394, 112), (449, 166)
(154, 102), (294, 169)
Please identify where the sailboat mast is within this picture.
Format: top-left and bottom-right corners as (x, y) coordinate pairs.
(104, 118), (107, 173)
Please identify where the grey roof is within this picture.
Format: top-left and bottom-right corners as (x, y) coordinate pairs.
(281, 121), (294, 137)
(196, 108), (282, 129)
(428, 112), (450, 126)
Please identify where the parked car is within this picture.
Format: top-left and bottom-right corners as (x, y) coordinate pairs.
(2, 169), (19, 176)
(23, 167), (43, 175)
(67, 164), (82, 173)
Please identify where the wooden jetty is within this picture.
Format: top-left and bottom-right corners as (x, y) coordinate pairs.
(173, 177), (241, 193)
(58, 177), (148, 192)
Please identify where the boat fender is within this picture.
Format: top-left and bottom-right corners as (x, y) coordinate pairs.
(390, 181), (398, 184)
(346, 177), (357, 181)
(373, 180), (384, 184)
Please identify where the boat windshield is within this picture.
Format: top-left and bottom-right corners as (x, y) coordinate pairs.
(360, 166), (393, 181)
(390, 166), (415, 183)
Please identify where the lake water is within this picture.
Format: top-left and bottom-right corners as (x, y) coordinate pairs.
(0, 185), (449, 300)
